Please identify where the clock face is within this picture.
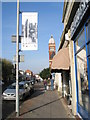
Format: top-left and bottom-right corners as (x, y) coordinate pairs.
(50, 47), (54, 51)
(50, 51), (55, 59)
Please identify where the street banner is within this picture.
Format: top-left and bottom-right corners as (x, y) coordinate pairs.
(21, 12), (38, 50)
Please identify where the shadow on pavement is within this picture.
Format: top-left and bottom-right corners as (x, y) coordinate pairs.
(25, 83), (45, 100)
(20, 97), (62, 116)
(24, 89), (45, 103)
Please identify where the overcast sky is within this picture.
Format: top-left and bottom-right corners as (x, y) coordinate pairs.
(2, 2), (64, 74)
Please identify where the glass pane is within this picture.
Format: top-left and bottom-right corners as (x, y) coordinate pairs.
(76, 47), (90, 113)
(87, 42), (90, 56)
(8, 85), (16, 89)
(75, 29), (85, 52)
(88, 57), (90, 78)
(88, 21), (90, 41)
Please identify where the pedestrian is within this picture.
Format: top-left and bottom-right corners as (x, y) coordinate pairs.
(50, 74), (54, 91)
(44, 79), (47, 92)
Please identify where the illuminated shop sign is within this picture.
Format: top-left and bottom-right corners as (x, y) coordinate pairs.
(70, 0), (89, 39)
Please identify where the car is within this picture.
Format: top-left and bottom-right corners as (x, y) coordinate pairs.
(30, 79), (35, 85)
(2, 81), (31, 100)
(0, 80), (4, 85)
(25, 80), (34, 93)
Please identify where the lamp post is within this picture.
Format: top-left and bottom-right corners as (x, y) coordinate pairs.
(16, 0), (19, 117)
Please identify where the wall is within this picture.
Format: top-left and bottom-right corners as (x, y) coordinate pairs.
(69, 39), (77, 115)
(55, 73), (62, 94)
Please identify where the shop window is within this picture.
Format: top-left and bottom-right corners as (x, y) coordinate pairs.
(86, 21), (90, 41)
(76, 47), (90, 113)
(87, 43), (90, 56)
(75, 29), (85, 52)
(88, 56), (90, 74)
(86, 21), (90, 56)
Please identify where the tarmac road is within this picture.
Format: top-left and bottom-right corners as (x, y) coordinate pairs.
(2, 83), (37, 119)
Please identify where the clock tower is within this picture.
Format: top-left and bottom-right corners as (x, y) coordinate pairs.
(48, 35), (56, 68)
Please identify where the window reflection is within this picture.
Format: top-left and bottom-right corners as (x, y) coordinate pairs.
(87, 21), (90, 56)
(76, 47), (90, 113)
(87, 21), (90, 41)
(87, 43), (90, 56)
(75, 29), (85, 52)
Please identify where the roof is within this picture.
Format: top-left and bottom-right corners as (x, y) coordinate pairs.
(25, 70), (32, 73)
(49, 35), (55, 44)
(62, 2), (68, 23)
(51, 47), (70, 71)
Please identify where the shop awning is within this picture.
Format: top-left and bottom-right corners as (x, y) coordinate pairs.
(51, 47), (70, 71)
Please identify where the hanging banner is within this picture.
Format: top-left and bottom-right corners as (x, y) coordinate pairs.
(21, 12), (38, 50)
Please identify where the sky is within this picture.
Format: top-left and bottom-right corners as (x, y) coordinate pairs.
(2, 2), (64, 74)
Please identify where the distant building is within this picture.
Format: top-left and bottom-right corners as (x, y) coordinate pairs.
(19, 70), (24, 75)
(25, 69), (33, 76)
(35, 74), (43, 82)
(48, 35), (56, 68)
(25, 70), (33, 80)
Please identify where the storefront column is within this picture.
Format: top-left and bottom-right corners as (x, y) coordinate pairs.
(55, 73), (62, 93)
(69, 40), (77, 115)
(58, 73), (62, 92)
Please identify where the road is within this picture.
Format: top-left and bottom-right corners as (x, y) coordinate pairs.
(2, 83), (37, 119)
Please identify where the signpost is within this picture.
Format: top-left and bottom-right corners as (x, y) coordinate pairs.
(11, 0), (38, 117)
(16, 0), (19, 117)
(11, 35), (22, 43)
(13, 55), (24, 62)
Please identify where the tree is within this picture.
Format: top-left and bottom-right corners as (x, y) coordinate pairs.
(0, 58), (2, 80)
(39, 67), (51, 79)
(2, 59), (14, 82)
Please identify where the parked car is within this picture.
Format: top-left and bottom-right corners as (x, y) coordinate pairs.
(30, 79), (35, 85)
(2, 81), (31, 100)
(25, 80), (34, 93)
(0, 80), (4, 85)
(36, 79), (39, 83)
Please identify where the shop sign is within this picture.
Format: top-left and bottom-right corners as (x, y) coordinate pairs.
(70, 0), (89, 39)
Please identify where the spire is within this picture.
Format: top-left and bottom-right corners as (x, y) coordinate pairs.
(49, 35), (55, 44)
(51, 35), (53, 38)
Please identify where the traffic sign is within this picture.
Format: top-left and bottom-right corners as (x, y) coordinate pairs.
(13, 55), (24, 62)
(11, 35), (22, 43)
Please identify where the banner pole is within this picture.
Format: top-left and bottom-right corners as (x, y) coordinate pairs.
(16, 0), (19, 117)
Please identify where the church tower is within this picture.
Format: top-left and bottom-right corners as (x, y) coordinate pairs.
(48, 35), (56, 68)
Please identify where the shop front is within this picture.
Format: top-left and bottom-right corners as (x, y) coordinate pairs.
(74, 18), (90, 119)
(51, 47), (71, 104)
(58, 0), (90, 118)
(69, 1), (90, 118)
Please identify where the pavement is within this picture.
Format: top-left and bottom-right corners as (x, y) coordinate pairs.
(6, 82), (75, 119)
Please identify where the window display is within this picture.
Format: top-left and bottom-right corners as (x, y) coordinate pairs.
(76, 47), (90, 113)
